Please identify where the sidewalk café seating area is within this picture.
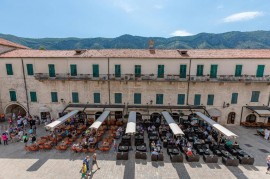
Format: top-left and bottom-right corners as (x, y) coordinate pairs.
(241, 121), (270, 128)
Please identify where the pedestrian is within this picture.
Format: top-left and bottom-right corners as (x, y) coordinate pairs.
(2, 133), (8, 145)
(267, 155), (270, 174)
(23, 133), (28, 146)
(113, 139), (117, 152)
(81, 162), (87, 179)
(91, 153), (100, 171)
(83, 156), (90, 173)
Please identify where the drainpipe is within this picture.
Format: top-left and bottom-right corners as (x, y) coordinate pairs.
(240, 106), (244, 125)
(21, 58), (30, 115)
(268, 93), (270, 106)
(108, 58), (111, 105)
(186, 59), (192, 105)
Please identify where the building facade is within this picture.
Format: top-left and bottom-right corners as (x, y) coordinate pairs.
(1, 39), (270, 125)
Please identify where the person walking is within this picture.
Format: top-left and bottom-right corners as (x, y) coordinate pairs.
(83, 156), (90, 173)
(2, 133), (8, 145)
(91, 153), (100, 172)
(23, 133), (28, 146)
(267, 155), (270, 174)
(81, 162), (87, 179)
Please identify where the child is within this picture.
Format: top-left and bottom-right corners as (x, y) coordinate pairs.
(81, 162), (87, 179)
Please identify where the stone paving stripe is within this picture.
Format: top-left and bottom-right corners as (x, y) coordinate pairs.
(259, 149), (269, 153)
(244, 144), (253, 147)
(26, 158), (48, 172)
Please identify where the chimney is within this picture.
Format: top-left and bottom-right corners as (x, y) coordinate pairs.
(177, 50), (188, 56)
(149, 39), (155, 54)
(75, 49), (86, 55)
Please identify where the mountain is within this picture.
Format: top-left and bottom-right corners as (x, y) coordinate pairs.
(1, 31), (270, 50)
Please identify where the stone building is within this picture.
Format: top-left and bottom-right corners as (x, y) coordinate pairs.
(0, 38), (270, 125)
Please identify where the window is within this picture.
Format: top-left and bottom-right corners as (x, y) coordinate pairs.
(207, 94), (214, 105)
(156, 94), (163, 104)
(180, 65), (187, 78)
(48, 64), (55, 77)
(115, 93), (122, 104)
(251, 91), (260, 102)
(26, 64), (34, 76)
(196, 65), (204, 76)
(135, 65), (141, 77)
(9, 91), (16, 101)
(227, 112), (236, 124)
(30, 91), (37, 102)
(115, 65), (121, 77)
(70, 64), (77, 76)
(256, 65), (265, 77)
(246, 114), (256, 123)
(6, 64), (13, 75)
(72, 92), (79, 103)
(134, 93), (141, 104)
(93, 64), (99, 77)
(94, 93), (100, 103)
(210, 65), (218, 78)
(231, 93), (238, 104)
(194, 94), (201, 105)
(177, 94), (185, 105)
(235, 65), (242, 77)
(157, 65), (164, 78)
(51, 92), (58, 102)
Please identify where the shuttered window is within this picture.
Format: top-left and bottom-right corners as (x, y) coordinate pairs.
(157, 65), (164, 78)
(235, 65), (242, 77)
(134, 93), (141, 104)
(196, 65), (204, 76)
(210, 65), (218, 78)
(72, 92), (79, 103)
(115, 93), (122, 104)
(27, 64), (34, 76)
(180, 65), (187, 78)
(30, 91), (37, 102)
(135, 65), (141, 77)
(194, 94), (201, 105)
(115, 65), (121, 77)
(70, 64), (77, 76)
(207, 94), (214, 105)
(6, 64), (13, 75)
(51, 92), (58, 102)
(94, 93), (101, 103)
(231, 93), (238, 104)
(93, 64), (99, 77)
(177, 94), (185, 105)
(256, 65), (265, 77)
(251, 91), (260, 102)
(48, 64), (55, 77)
(9, 91), (17, 101)
(156, 94), (163, 104)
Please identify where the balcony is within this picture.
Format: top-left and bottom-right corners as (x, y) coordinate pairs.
(190, 75), (270, 83)
(34, 73), (108, 81)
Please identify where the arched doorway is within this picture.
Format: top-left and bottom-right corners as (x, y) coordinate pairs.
(227, 112), (236, 124)
(5, 103), (27, 118)
(150, 112), (161, 123)
(115, 111), (123, 120)
(78, 111), (87, 123)
(95, 111), (103, 120)
(136, 112), (142, 122)
(171, 112), (180, 123)
(246, 114), (256, 123)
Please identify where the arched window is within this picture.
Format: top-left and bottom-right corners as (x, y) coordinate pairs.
(227, 112), (236, 124)
(246, 114), (256, 123)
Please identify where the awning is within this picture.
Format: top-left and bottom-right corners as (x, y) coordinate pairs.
(161, 111), (184, 136)
(125, 111), (136, 134)
(56, 105), (66, 113)
(39, 106), (52, 113)
(207, 108), (222, 117)
(45, 110), (79, 131)
(196, 112), (238, 138)
(254, 110), (270, 117)
(89, 110), (110, 129)
(245, 106), (270, 117)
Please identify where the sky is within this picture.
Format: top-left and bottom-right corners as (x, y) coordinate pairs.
(0, 0), (269, 38)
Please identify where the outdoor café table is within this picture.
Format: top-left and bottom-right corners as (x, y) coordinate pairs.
(149, 136), (159, 141)
(44, 141), (53, 146)
(37, 139), (47, 145)
(171, 149), (180, 155)
(136, 145), (147, 152)
(118, 146), (129, 152)
(135, 135), (144, 140)
(122, 135), (131, 140)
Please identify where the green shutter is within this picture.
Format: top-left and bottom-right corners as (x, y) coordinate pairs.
(178, 94), (185, 105)
(251, 91), (260, 102)
(180, 65), (187, 78)
(6, 64), (13, 75)
(207, 94), (214, 105)
(134, 93), (141, 104)
(93, 64), (99, 77)
(9, 91), (17, 101)
(48, 64), (55, 77)
(235, 65), (242, 77)
(94, 93), (101, 103)
(115, 93), (122, 104)
(156, 94), (163, 104)
(30, 91), (37, 102)
(51, 92), (58, 102)
(27, 64), (34, 76)
(70, 64), (77, 76)
(115, 65), (121, 77)
(231, 93), (238, 104)
(256, 65), (265, 77)
(72, 92), (79, 103)
(210, 65), (218, 78)
(135, 65), (141, 77)
(194, 94), (201, 105)
(157, 65), (164, 78)
(196, 65), (204, 76)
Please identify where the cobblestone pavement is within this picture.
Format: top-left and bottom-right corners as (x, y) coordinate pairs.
(0, 123), (269, 179)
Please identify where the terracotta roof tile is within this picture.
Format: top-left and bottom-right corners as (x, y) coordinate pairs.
(1, 49), (270, 59)
(0, 38), (29, 49)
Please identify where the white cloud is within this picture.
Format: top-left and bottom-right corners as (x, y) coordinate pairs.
(170, 30), (193, 37)
(111, 0), (134, 13)
(223, 11), (263, 23)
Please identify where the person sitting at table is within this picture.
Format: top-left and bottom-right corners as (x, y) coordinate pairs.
(88, 136), (94, 143)
(156, 140), (162, 147)
(117, 127), (123, 136)
(31, 134), (36, 143)
(187, 142), (192, 149)
(207, 134), (214, 142)
(225, 139), (233, 147)
(175, 138), (180, 147)
(151, 149), (159, 156)
(151, 141), (156, 148)
(151, 125), (156, 131)
(203, 130), (208, 138)
(148, 126), (153, 132)
(186, 147), (193, 156)
(166, 132), (172, 139)
(82, 142), (88, 149)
